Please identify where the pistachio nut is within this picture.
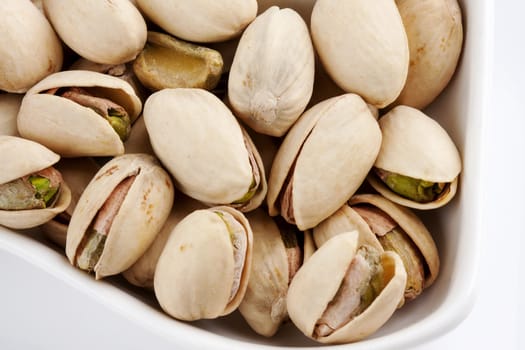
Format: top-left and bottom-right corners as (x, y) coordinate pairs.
(144, 88), (267, 212)
(133, 32), (223, 92)
(135, 0), (257, 43)
(0, 0), (63, 93)
(66, 154), (174, 279)
(122, 195), (205, 289)
(41, 158), (100, 248)
(239, 209), (304, 337)
(228, 6), (315, 137)
(0, 93), (23, 136)
(310, 0), (409, 108)
(267, 93), (381, 230)
(0, 136), (71, 229)
(393, 0), (463, 109)
(17, 70), (142, 157)
(43, 0), (147, 65)
(368, 105), (462, 209)
(154, 206), (253, 321)
(287, 231), (407, 344)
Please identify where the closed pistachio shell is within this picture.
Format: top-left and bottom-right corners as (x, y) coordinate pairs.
(17, 70), (142, 157)
(66, 154), (174, 279)
(311, 0), (409, 108)
(0, 0), (63, 93)
(136, 0), (257, 43)
(43, 0), (147, 65)
(267, 93), (381, 230)
(369, 105), (461, 209)
(144, 88), (267, 212)
(287, 231), (407, 344)
(393, 0), (463, 109)
(228, 6), (315, 136)
(154, 207), (253, 321)
(0, 94), (23, 136)
(0, 136), (71, 229)
(122, 195), (204, 289)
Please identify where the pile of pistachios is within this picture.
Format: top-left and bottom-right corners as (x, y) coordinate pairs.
(0, 0), (464, 345)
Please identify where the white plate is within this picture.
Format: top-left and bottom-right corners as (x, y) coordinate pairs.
(0, 0), (493, 348)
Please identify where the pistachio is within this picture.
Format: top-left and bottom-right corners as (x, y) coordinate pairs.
(374, 168), (446, 203)
(133, 32), (223, 92)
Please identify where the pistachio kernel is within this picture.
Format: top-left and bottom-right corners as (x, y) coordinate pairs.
(374, 168), (446, 203)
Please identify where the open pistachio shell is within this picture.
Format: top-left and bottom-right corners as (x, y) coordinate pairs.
(122, 195), (204, 289)
(393, 0), (463, 109)
(41, 158), (100, 248)
(0, 94), (22, 136)
(43, 0), (147, 65)
(66, 154), (174, 279)
(154, 206), (253, 321)
(267, 93), (381, 230)
(0, 0), (62, 93)
(133, 32), (224, 92)
(368, 105), (461, 209)
(135, 0), (257, 43)
(349, 194), (440, 291)
(228, 6), (315, 137)
(17, 70), (142, 157)
(144, 88), (267, 212)
(310, 0), (409, 108)
(287, 231), (407, 344)
(0, 136), (71, 229)
(239, 209), (303, 337)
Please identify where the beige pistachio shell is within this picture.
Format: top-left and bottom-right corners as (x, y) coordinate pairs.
(154, 206), (253, 321)
(228, 6), (315, 137)
(136, 0), (257, 43)
(310, 0), (409, 108)
(133, 32), (224, 92)
(0, 94), (22, 136)
(239, 209), (295, 337)
(17, 70), (142, 157)
(302, 230), (316, 263)
(267, 93), (381, 230)
(66, 154), (174, 279)
(41, 158), (100, 248)
(287, 231), (407, 344)
(144, 88), (267, 211)
(122, 195), (204, 289)
(370, 105), (461, 209)
(43, 0), (147, 65)
(349, 194), (440, 288)
(313, 205), (384, 253)
(393, 0), (463, 109)
(0, 0), (62, 93)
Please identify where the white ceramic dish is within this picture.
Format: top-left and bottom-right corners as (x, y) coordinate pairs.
(0, 0), (493, 348)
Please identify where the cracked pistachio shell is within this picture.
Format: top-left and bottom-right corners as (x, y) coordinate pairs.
(136, 0), (257, 43)
(0, 136), (71, 229)
(311, 0), (409, 108)
(393, 0), (463, 109)
(348, 194), (440, 289)
(43, 0), (147, 65)
(368, 105), (461, 209)
(154, 206), (253, 321)
(0, 94), (23, 136)
(122, 195), (204, 289)
(267, 93), (381, 230)
(66, 154), (174, 279)
(41, 158), (100, 248)
(144, 88), (267, 212)
(17, 70), (142, 157)
(287, 231), (407, 344)
(228, 6), (315, 137)
(239, 209), (303, 337)
(133, 32), (223, 92)
(0, 0), (62, 93)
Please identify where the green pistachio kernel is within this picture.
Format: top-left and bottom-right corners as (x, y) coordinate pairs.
(232, 177), (257, 205)
(29, 175), (59, 207)
(375, 168), (445, 203)
(76, 230), (107, 272)
(107, 108), (131, 142)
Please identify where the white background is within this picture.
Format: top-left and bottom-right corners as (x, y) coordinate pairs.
(1, 1), (524, 349)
